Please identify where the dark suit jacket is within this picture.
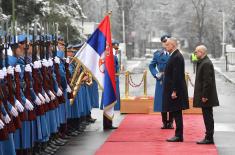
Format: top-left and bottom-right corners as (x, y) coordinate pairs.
(162, 49), (189, 112)
(193, 55), (219, 107)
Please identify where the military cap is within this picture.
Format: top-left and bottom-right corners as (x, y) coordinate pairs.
(112, 40), (119, 47)
(160, 34), (171, 43)
(73, 43), (83, 49)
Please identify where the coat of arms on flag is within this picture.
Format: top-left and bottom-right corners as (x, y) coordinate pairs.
(74, 14), (117, 120)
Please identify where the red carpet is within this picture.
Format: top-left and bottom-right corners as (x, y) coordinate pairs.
(96, 114), (218, 155)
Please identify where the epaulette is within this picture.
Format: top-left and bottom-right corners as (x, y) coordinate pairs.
(154, 48), (164, 55)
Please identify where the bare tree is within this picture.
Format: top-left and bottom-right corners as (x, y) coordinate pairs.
(191, 0), (207, 44)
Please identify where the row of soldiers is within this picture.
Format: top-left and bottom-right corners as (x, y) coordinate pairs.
(0, 27), (99, 155)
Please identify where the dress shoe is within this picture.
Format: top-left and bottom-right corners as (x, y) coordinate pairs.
(161, 123), (168, 129)
(60, 134), (71, 140)
(67, 131), (79, 136)
(79, 126), (86, 131)
(57, 138), (68, 143)
(167, 122), (174, 129)
(196, 138), (214, 144)
(166, 136), (183, 142)
(45, 146), (57, 152)
(50, 140), (65, 146)
(104, 126), (118, 130)
(81, 121), (89, 126)
(49, 143), (60, 150)
(43, 148), (55, 155)
(75, 129), (83, 133)
(87, 118), (97, 123)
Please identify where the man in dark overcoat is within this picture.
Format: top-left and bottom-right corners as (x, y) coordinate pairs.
(193, 45), (219, 144)
(162, 38), (189, 142)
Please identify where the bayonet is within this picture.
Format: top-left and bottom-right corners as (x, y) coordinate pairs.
(24, 23), (29, 64)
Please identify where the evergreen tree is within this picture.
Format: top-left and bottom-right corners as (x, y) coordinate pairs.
(1, 0), (43, 24)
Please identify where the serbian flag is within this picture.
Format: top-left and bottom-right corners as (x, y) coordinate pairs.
(74, 15), (116, 119)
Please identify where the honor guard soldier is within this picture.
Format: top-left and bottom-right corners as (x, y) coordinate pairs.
(112, 41), (120, 111)
(149, 35), (174, 129)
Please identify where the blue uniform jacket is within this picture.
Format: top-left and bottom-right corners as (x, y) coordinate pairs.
(149, 49), (169, 112)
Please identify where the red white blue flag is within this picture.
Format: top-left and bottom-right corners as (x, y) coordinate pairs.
(74, 15), (116, 119)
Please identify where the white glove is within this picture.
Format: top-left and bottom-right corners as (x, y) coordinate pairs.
(48, 90), (56, 100)
(44, 93), (50, 103)
(25, 64), (32, 72)
(38, 93), (46, 104)
(38, 60), (42, 68)
(54, 57), (60, 64)
(2, 67), (7, 77)
(66, 57), (70, 63)
(66, 84), (72, 93)
(25, 99), (34, 111)
(48, 59), (52, 66)
(7, 66), (14, 75)
(42, 59), (47, 65)
(15, 65), (21, 73)
(0, 119), (5, 129)
(34, 96), (42, 106)
(45, 60), (50, 67)
(15, 100), (24, 112)
(0, 70), (4, 79)
(42, 59), (49, 67)
(10, 106), (19, 117)
(33, 61), (39, 69)
(156, 72), (163, 79)
(3, 114), (11, 124)
(56, 88), (63, 96)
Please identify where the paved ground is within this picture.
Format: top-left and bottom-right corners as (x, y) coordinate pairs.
(57, 52), (235, 155)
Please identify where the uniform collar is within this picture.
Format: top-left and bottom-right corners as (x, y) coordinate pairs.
(160, 48), (169, 55)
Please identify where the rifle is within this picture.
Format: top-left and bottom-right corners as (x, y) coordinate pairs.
(0, 22), (15, 134)
(14, 30), (28, 121)
(39, 25), (50, 112)
(64, 24), (73, 99)
(0, 30), (16, 134)
(45, 23), (59, 109)
(32, 23), (45, 116)
(0, 100), (9, 140)
(24, 23), (36, 120)
(53, 23), (65, 103)
(5, 21), (22, 129)
(0, 25), (9, 140)
(40, 24), (56, 111)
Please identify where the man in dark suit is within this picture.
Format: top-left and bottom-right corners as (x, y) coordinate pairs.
(163, 38), (189, 142)
(193, 45), (219, 144)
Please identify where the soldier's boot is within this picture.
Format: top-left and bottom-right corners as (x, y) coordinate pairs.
(59, 123), (69, 139)
(86, 115), (97, 123)
(161, 122), (168, 129)
(16, 149), (23, 155)
(23, 149), (29, 155)
(74, 118), (83, 134)
(78, 118), (86, 132)
(167, 122), (174, 129)
(103, 115), (118, 130)
(27, 148), (34, 155)
(33, 142), (42, 155)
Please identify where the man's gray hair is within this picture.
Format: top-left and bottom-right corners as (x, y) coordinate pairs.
(196, 45), (208, 54)
(167, 37), (178, 47)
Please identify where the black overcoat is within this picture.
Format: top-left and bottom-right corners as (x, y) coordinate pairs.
(162, 49), (189, 112)
(193, 56), (219, 107)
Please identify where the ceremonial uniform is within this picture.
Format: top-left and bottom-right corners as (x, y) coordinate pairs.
(149, 35), (175, 129)
(114, 53), (120, 110)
